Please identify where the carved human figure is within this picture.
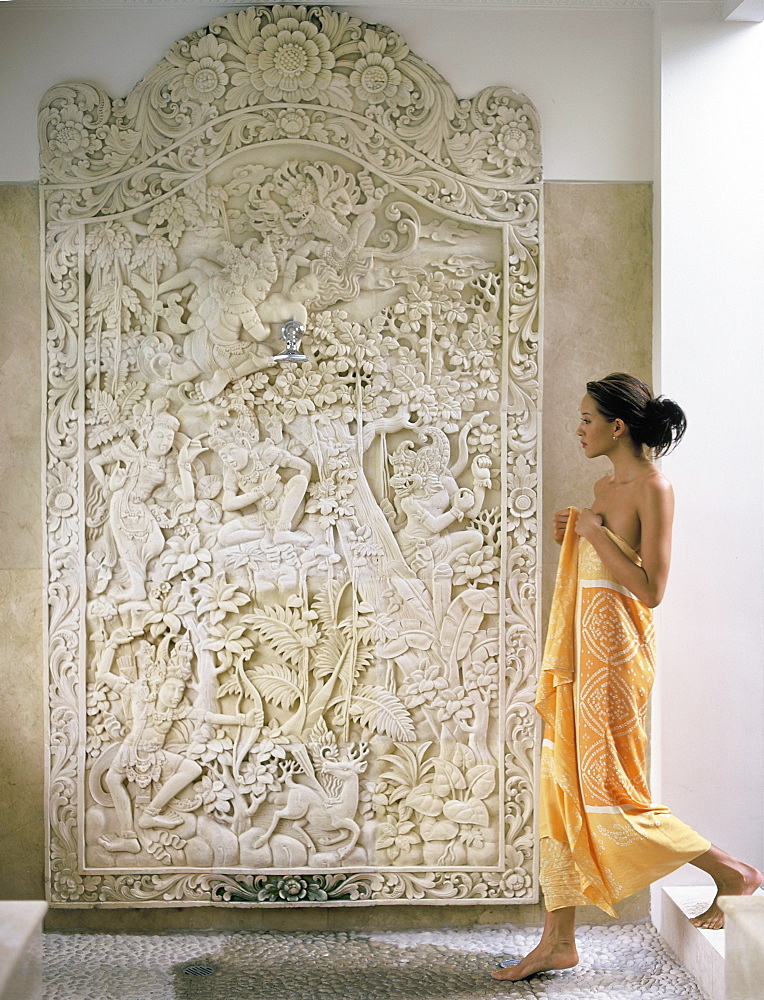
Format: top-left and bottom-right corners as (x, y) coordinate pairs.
(213, 419), (313, 547)
(138, 239), (283, 401)
(386, 423), (491, 580)
(89, 407), (196, 602)
(93, 629), (259, 854)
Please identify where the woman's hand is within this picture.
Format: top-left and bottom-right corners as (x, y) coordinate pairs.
(552, 508), (571, 545)
(575, 507), (604, 541)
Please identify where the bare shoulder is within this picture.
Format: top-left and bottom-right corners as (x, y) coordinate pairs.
(636, 467), (674, 510)
(592, 473), (614, 497)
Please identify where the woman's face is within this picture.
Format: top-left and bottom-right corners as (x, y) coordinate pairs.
(158, 677), (185, 710)
(221, 444), (249, 472)
(577, 394), (615, 459)
(147, 423), (175, 456)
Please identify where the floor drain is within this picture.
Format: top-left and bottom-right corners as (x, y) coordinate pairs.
(184, 964), (215, 976)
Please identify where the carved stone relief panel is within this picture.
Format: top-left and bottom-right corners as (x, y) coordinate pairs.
(40, 4), (541, 906)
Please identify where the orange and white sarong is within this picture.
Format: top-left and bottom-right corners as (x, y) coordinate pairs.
(537, 508), (709, 915)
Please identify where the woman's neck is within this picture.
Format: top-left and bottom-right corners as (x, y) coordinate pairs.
(609, 445), (653, 483)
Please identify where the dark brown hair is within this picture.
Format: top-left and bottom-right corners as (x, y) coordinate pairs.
(586, 373), (687, 457)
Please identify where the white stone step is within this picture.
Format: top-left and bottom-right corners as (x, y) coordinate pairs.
(658, 885), (764, 1000)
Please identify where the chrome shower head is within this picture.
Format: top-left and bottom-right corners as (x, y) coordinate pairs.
(273, 319), (308, 363)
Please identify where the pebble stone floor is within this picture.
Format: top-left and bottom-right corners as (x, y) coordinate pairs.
(43, 923), (708, 1000)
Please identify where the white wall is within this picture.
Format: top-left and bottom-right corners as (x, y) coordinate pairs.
(656, 4), (764, 876)
(0, 4), (653, 182)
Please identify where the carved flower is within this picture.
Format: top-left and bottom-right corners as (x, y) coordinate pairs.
(306, 478), (354, 526)
(452, 546), (500, 588)
(195, 578), (250, 624)
(264, 367), (340, 417)
(240, 15), (336, 104)
(464, 641), (499, 700)
(142, 585), (194, 637)
(393, 282), (434, 334)
(281, 107), (313, 136)
(47, 460), (77, 539)
(508, 487), (535, 519)
(52, 869), (101, 901)
(176, 36), (229, 104)
(255, 875), (328, 902)
(48, 103), (103, 159)
(239, 758), (281, 798)
(487, 106), (537, 170)
(351, 51), (413, 107)
(346, 523), (382, 567)
(506, 454), (537, 546)
(501, 866), (533, 897)
(448, 316), (500, 371)
(131, 234), (177, 280)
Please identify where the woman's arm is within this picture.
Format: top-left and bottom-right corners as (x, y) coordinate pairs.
(575, 477), (674, 608)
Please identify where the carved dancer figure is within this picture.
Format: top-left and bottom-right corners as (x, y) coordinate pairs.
(94, 629), (259, 854)
(213, 418), (312, 547)
(493, 374), (762, 983)
(89, 404), (195, 602)
(138, 239), (280, 401)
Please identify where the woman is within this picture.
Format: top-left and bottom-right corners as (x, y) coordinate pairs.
(493, 373), (761, 982)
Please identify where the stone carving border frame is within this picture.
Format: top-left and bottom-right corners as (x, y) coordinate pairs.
(40, 3), (542, 906)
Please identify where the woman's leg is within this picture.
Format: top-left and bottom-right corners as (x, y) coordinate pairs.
(491, 906), (578, 981)
(688, 845), (762, 929)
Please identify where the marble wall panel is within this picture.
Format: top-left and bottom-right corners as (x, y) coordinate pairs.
(0, 184), (44, 902)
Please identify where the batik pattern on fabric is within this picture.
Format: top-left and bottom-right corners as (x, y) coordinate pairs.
(536, 508), (708, 915)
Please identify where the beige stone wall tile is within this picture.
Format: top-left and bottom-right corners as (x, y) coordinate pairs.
(541, 181), (653, 617)
(0, 567), (45, 900)
(0, 184), (41, 571)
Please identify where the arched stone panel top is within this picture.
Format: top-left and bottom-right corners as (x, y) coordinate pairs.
(40, 5), (541, 907)
(39, 3), (541, 221)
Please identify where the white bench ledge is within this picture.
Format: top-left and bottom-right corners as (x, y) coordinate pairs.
(0, 901), (47, 1000)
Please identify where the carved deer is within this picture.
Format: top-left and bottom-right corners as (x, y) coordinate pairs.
(251, 742), (369, 866)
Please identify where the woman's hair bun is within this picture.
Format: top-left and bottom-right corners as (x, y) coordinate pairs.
(642, 395), (687, 455)
(586, 373), (687, 457)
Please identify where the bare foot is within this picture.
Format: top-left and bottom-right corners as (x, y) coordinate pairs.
(690, 861), (763, 930)
(490, 941), (578, 981)
(99, 832), (141, 854)
(138, 808), (183, 830)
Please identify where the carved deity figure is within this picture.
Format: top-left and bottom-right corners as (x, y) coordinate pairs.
(92, 629), (258, 854)
(386, 422), (491, 582)
(139, 239), (281, 402)
(89, 405), (194, 602)
(213, 418), (313, 548)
